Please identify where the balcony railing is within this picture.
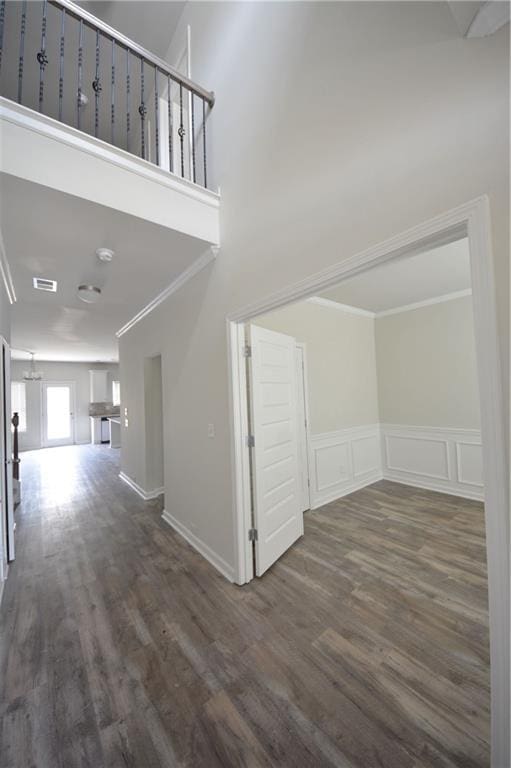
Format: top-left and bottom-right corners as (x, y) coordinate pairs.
(0, 0), (214, 189)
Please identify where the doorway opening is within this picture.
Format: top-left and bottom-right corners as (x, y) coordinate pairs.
(228, 197), (507, 762)
(143, 354), (164, 502)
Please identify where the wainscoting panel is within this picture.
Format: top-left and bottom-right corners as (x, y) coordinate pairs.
(381, 424), (484, 501)
(310, 425), (382, 508)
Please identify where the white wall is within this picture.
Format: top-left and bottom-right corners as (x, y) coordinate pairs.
(376, 296), (480, 429)
(254, 301), (379, 433)
(10, 361), (119, 451)
(119, 2), (508, 577)
(144, 355), (164, 493)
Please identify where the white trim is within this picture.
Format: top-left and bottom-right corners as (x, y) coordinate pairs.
(0, 228), (16, 305)
(227, 196), (508, 765)
(305, 296), (375, 318)
(161, 509), (235, 582)
(376, 288), (472, 318)
(0, 98), (220, 205)
(305, 290), (473, 320)
(116, 247), (218, 338)
(119, 471), (163, 501)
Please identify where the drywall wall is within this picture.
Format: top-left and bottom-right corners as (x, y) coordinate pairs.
(144, 355), (164, 492)
(254, 301), (379, 433)
(376, 296), (480, 428)
(10, 361), (119, 450)
(119, 2), (508, 579)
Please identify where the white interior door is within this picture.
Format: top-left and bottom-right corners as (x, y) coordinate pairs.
(295, 344), (311, 513)
(249, 325), (303, 576)
(42, 382), (75, 447)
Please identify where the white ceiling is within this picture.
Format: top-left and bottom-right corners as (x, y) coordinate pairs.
(319, 238), (471, 313)
(1, 173), (209, 362)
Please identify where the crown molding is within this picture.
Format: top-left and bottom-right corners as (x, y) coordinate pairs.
(306, 296), (375, 318)
(116, 246), (218, 338)
(375, 289), (472, 318)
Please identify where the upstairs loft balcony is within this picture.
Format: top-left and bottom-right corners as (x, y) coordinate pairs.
(0, 0), (219, 244)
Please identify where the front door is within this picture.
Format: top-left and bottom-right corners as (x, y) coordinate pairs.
(42, 382), (75, 447)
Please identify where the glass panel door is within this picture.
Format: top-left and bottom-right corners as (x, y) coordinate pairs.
(42, 383), (75, 447)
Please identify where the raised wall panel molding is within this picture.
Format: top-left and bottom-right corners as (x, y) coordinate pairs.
(119, 471), (164, 501)
(161, 509), (235, 582)
(309, 425), (382, 508)
(381, 424), (483, 501)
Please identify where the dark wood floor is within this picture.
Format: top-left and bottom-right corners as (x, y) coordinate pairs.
(0, 445), (489, 768)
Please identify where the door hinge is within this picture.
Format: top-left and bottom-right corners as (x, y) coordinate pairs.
(248, 528), (258, 542)
(246, 434), (255, 448)
(243, 344), (252, 358)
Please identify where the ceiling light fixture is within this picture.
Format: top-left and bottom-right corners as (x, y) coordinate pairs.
(77, 284), (101, 304)
(96, 247), (114, 263)
(23, 353), (43, 381)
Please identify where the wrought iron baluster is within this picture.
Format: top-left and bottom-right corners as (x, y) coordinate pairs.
(191, 93), (196, 184)
(110, 38), (115, 145)
(37, 0), (48, 112)
(167, 75), (173, 173)
(178, 82), (184, 177)
(17, 0), (27, 104)
(93, 29), (101, 137)
(58, 7), (65, 122)
(139, 58), (146, 159)
(202, 98), (207, 189)
(126, 48), (131, 152)
(77, 18), (83, 129)
(0, 0), (6, 76)
(154, 66), (159, 166)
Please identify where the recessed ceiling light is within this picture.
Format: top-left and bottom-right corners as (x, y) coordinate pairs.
(96, 248), (114, 263)
(77, 284), (101, 303)
(33, 277), (57, 292)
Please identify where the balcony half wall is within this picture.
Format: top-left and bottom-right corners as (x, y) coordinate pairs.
(0, 97), (220, 246)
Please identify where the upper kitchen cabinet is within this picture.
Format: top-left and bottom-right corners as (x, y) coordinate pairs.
(89, 370), (109, 403)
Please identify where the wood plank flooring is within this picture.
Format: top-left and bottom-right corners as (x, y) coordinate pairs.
(0, 445), (490, 767)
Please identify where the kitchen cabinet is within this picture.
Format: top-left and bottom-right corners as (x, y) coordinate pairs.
(89, 370), (109, 403)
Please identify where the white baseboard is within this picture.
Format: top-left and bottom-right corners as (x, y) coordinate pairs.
(119, 471), (164, 501)
(161, 509), (235, 582)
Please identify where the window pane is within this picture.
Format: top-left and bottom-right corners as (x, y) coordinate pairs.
(46, 387), (71, 440)
(11, 382), (26, 432)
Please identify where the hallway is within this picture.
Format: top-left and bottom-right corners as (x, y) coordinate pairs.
(0, 446), (489, 768)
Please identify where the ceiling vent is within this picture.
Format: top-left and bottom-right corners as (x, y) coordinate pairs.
(33, 277), (57, 292)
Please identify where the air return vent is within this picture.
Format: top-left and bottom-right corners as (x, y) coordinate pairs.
(33, 277), (57, 292)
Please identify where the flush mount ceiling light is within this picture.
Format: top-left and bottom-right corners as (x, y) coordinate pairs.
(77, 284), (101, 304)
(96, 247), (114, 263)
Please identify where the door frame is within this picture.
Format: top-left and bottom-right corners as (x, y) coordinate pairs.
(41, 380), (76, 448)
(0, 335), (14, 580)
(295, 342), (312, 512)
(226, 195), (508, 765)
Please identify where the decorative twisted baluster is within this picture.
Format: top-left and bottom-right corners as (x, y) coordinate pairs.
(37, 0), (48, 112)
(154, 66), (159, 166)
(110, 38), (115, 144)
(58, 7), (65, 121)
(139, 58), (146, 159)
(191, 94), (196, 184)
(93, 29), (101, 137)
(167, 75), (173, 173)
(17, 0), (27, 104)
(178, 82), (184, 177)
(0, 0), (6, 76)
(77, 18), (83, 129)
(202, 99), (207, 189)
(126, 48), (131, 152)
